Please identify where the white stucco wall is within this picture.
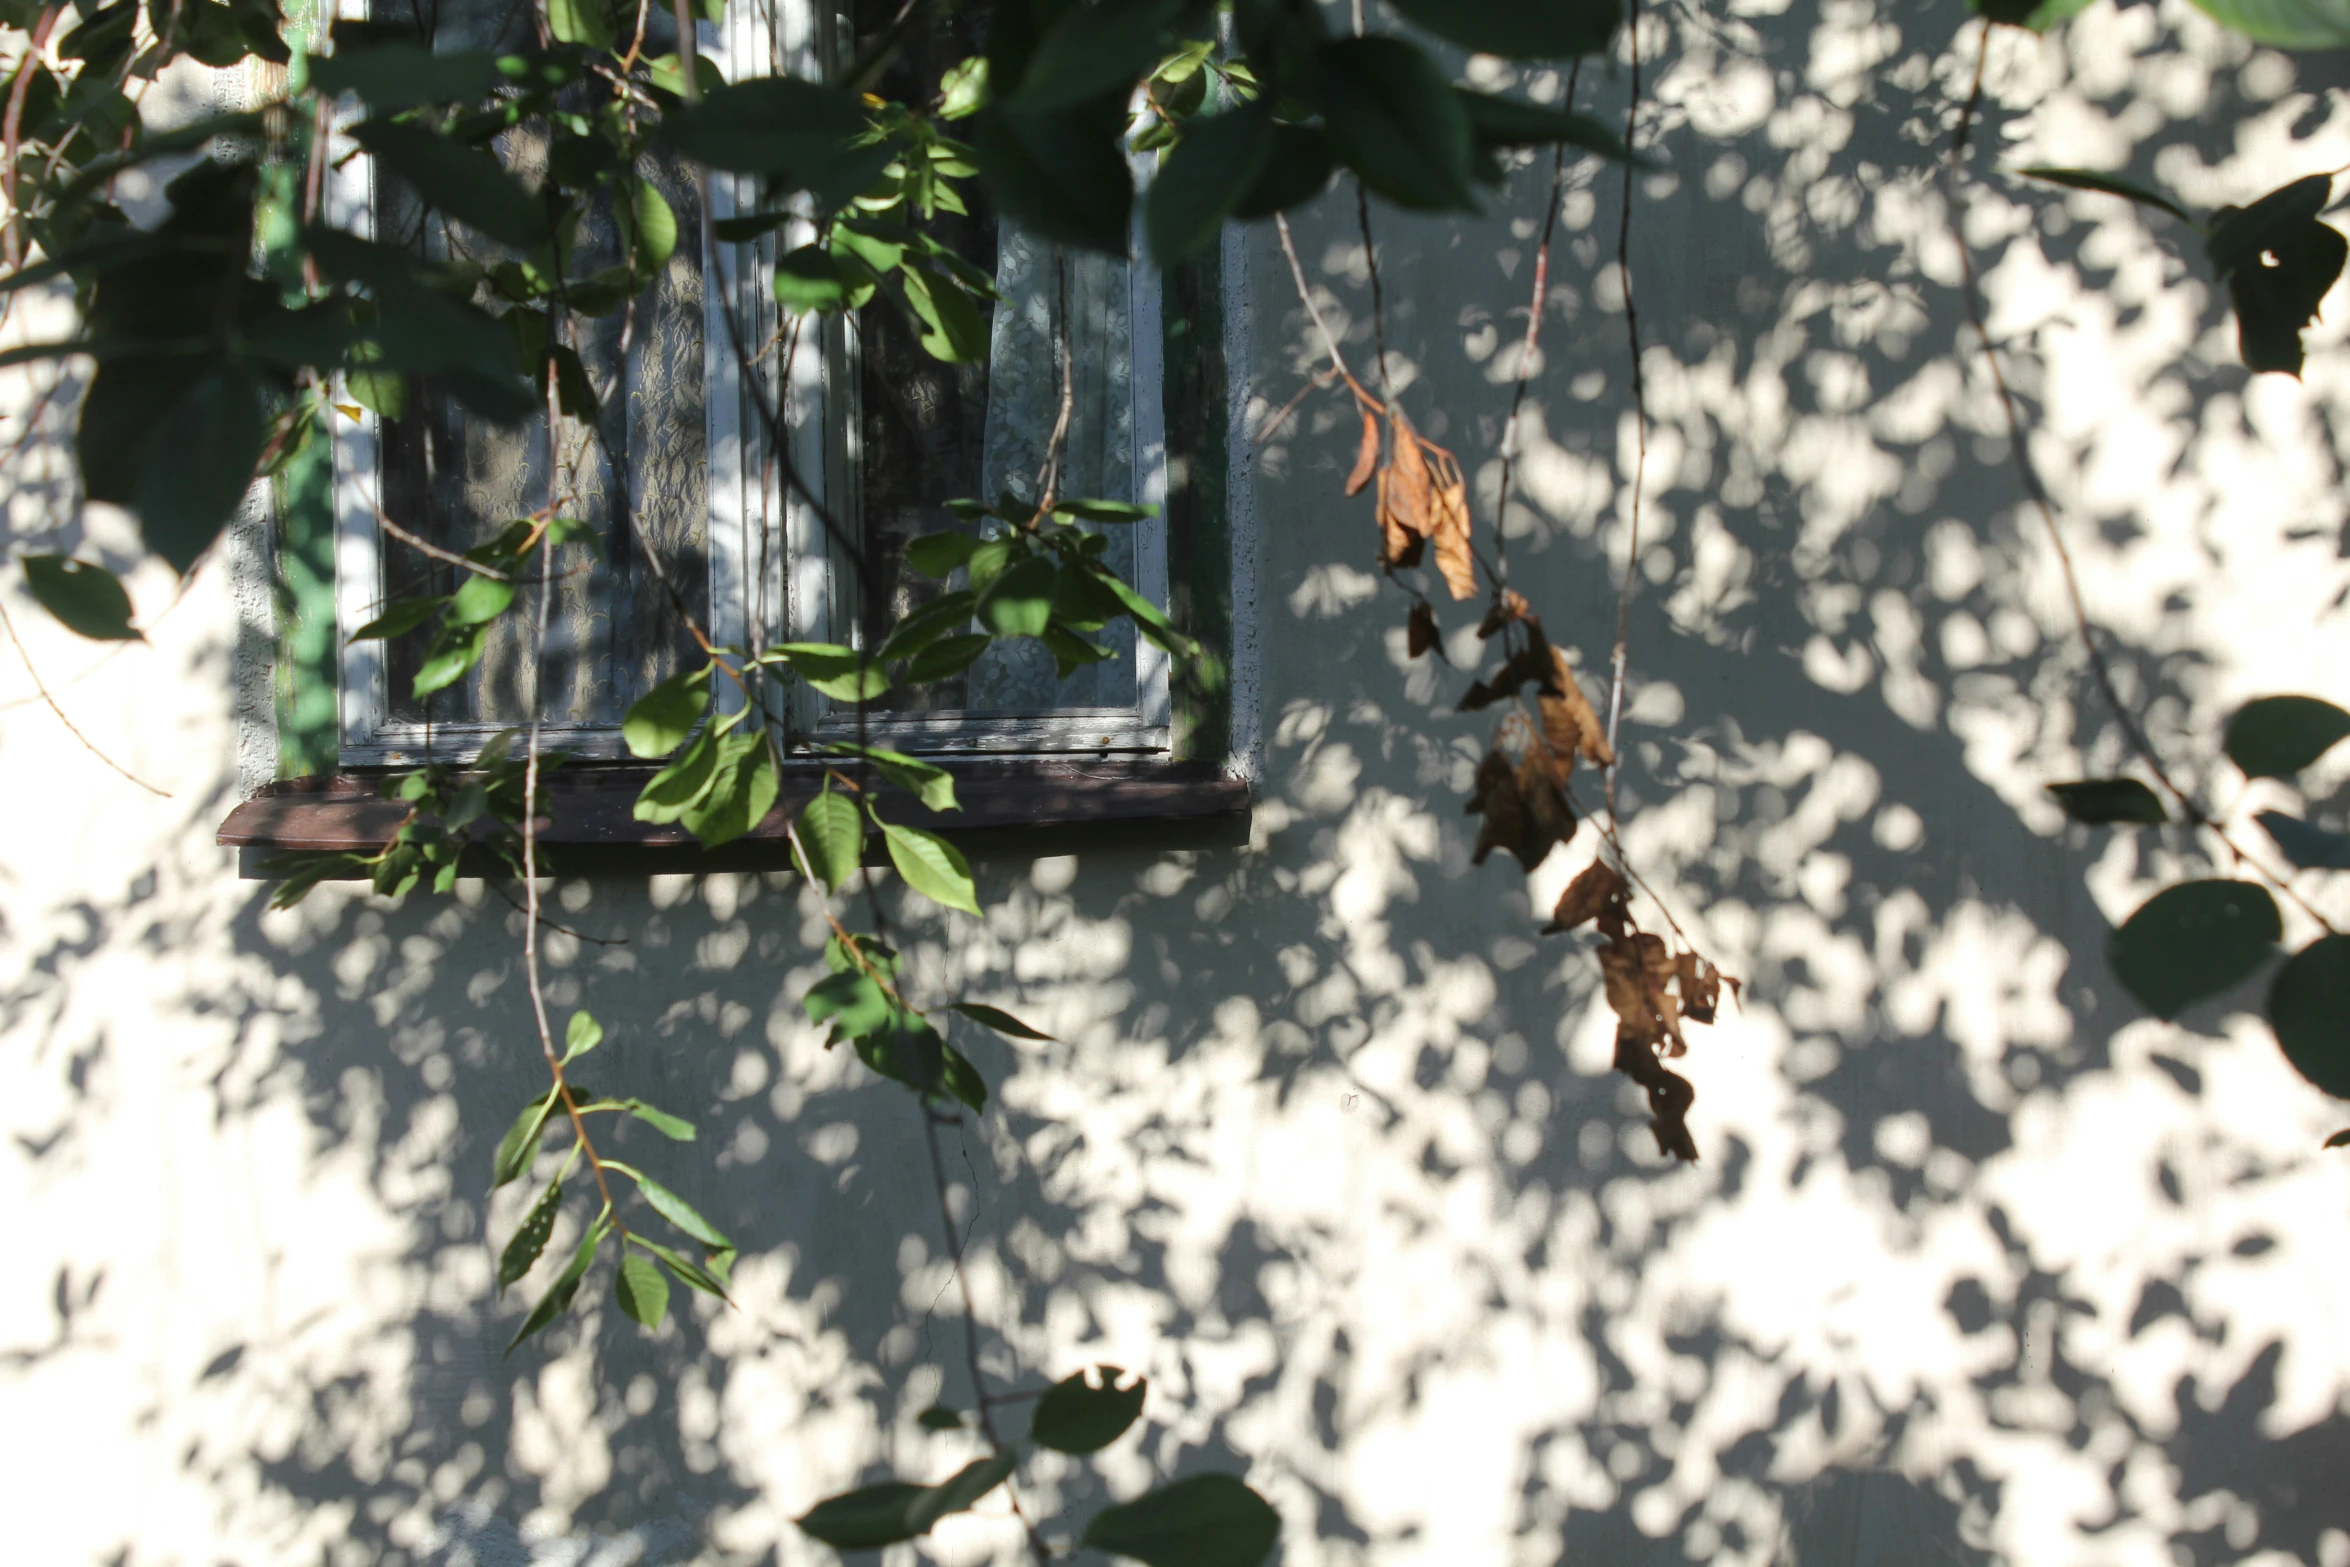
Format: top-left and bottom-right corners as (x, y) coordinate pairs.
(7, 2), (2350, 1564)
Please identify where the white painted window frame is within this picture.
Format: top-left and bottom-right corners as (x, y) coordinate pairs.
(325, 0), (1178, 767)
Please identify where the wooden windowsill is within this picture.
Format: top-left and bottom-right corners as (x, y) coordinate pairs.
(218, 758), (1253, 871)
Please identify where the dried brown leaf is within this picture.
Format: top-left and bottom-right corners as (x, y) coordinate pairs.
(1544, 860), (1623, 934)
(1467, 750), (1531, 869)
(1676, 951), (1721, 1025)
(1613, 1025), (1700, 1162)
(1374, 468), (1425, 570)
(1407, 601), (1441, 661)
(1478, 590), (1533, 640)
(1516, 752), (1574, 864)
(1430, 466), (1476, 601)
(1345, 407), (1381, 497)
(1541, 646), (1614, 769)
(1385, 406), (1433, 540)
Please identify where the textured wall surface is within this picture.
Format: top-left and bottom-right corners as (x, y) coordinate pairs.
(7, 2), (2350, 1564)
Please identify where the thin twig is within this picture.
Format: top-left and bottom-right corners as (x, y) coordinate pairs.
(1603, 0), (1649, 821)
(1354, 183), (1393, 404)
(1493, 133), (1572, 579)
(0, 593), (168, 795)
(1274, 212), (1375, 408)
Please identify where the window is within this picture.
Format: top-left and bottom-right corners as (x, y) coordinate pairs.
(326, 0), (1178, 763)
(226, 0), (1250, 856)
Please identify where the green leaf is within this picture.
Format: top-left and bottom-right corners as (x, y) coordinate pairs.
(1082, 1475), (1280, 1567)
(2269, 935), (2350, 1097)
(349, 119), (546, 250)
(444, 570), (516, 626)
(876, 589), (980, 660)
(615, 1251), (671, 1329)
(2184, 0), (2350, 48)
(646, 51), (727, 97)
(898, 262), (990, 364)
(412, 623), (488, 698)
(772, 642), (891, 702)
(508, 1212), (609, 1353)
(2013, 166), (2193, 225)
(805, 969), (892, 1039)
(2256, 810), (2350, 870)
(880, 818), (982, 916)
(620, 1099), (696, 1140)
(937, 1037), (987, 1113)
(907, 532), (982, 578)
(1317, 36), (1478, 214)
(631, 1171), (732, 1251)
(1029, 1366), (1145, 1453)
(498, 1176), (563, 1295)
(564, 1009), (603, 1063)
(493, 1089), (558, 1188)
(1384, 0), (1620, 57)
(797, 1484), (932, 1551)
(826, 743), (959, 812)
(622, 666), (711, 759)
(799, 789), (867, 891)
(1971, 0), (2096, 29)
(918, 1405), (965, 1430)
(345, 601), (441, 648)
(1053, 499), (1155, 522)
(909, 634), (992, 683)
(2226, 214), (2345, 376)
(978, 553), (1056, 639)
(22, 554), (138, 641)
(1147, 101), (1275, 266)
(308, 43), (500, 108)
(2110, 878), (2283, 1021)
(1232, 123), (1337, 219)
(774, 244), (852, 312)
(949, 1002), (1054, 1041)
(680, 732), (780, 848)
(136, 365), (267, 574)
(662, 78), (890, 207)
(904, 1450), (1019, 1533)
(2224, 695), (2350, 778)
(969, 99), (1134, 254)
(545, 0), (617, 49)
(630, 179), (678, 271)
(2047, 778), (2167, 826)
(628, 1233), (732, 1298)
(634, 712), (741, 823)
(1010, 0), (1186, 110)
(1454, 89), (1655, 169)
(2208, 176), (2333, 276)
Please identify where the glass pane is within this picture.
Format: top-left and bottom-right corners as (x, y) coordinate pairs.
(845, 0), (1140, 721)
(375, 0), (706, 735)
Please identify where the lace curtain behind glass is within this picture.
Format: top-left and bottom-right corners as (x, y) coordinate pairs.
(376, 0), (707, 736)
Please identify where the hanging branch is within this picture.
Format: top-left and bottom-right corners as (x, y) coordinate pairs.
(1602, 0), (1649, 822)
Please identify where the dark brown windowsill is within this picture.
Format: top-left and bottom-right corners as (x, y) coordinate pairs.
(219, 758), (1253, 872)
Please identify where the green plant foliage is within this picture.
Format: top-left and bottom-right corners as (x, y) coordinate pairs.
(136, 366), (269, 573)
(1969, 0), (2096, 30)
(348, 120), (547, 249)
(1317, 36), (1477, 212)
(308, 44), (501, 108)
(629, 1171), (732, 1252)
(2268, 935), (2350, 1097)
(621, 667), (711, 759)
(949, 1002), (1055, 1041)
(1147, 101), (1274, 265)
(508, 1212), (610, 1353)
(2224, 694), (2350, 778)
(1082, 1474), (1281, 1567)
(615, 1251), (671, 1329)
(494, 1089), (559, 1188)
(498, 1178), (563, 1295)
(2206, 178), (2346, 376)
(798, 790), (866, 890)
(1009, 0), (1192, 111)
(2184, 0), (2350, 48)
(22, 554), (138, 641)
(2047, 778), (2168, 825)
(1029, 1366), (1147, 1453)
(2109, 879), (2283, 1021)
(824, 742), (960, 811)
(2013, 166), (2193, 224)
(563, 1010), (604, 1063)
(1386, 0), (1620, 56)
(879, 819), (982, 916)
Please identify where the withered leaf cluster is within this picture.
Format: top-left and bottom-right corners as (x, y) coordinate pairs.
(1547, 860), (1733, 1164)
(1352, 402), (1477, 600)
(1456, 595), (1616, 875)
